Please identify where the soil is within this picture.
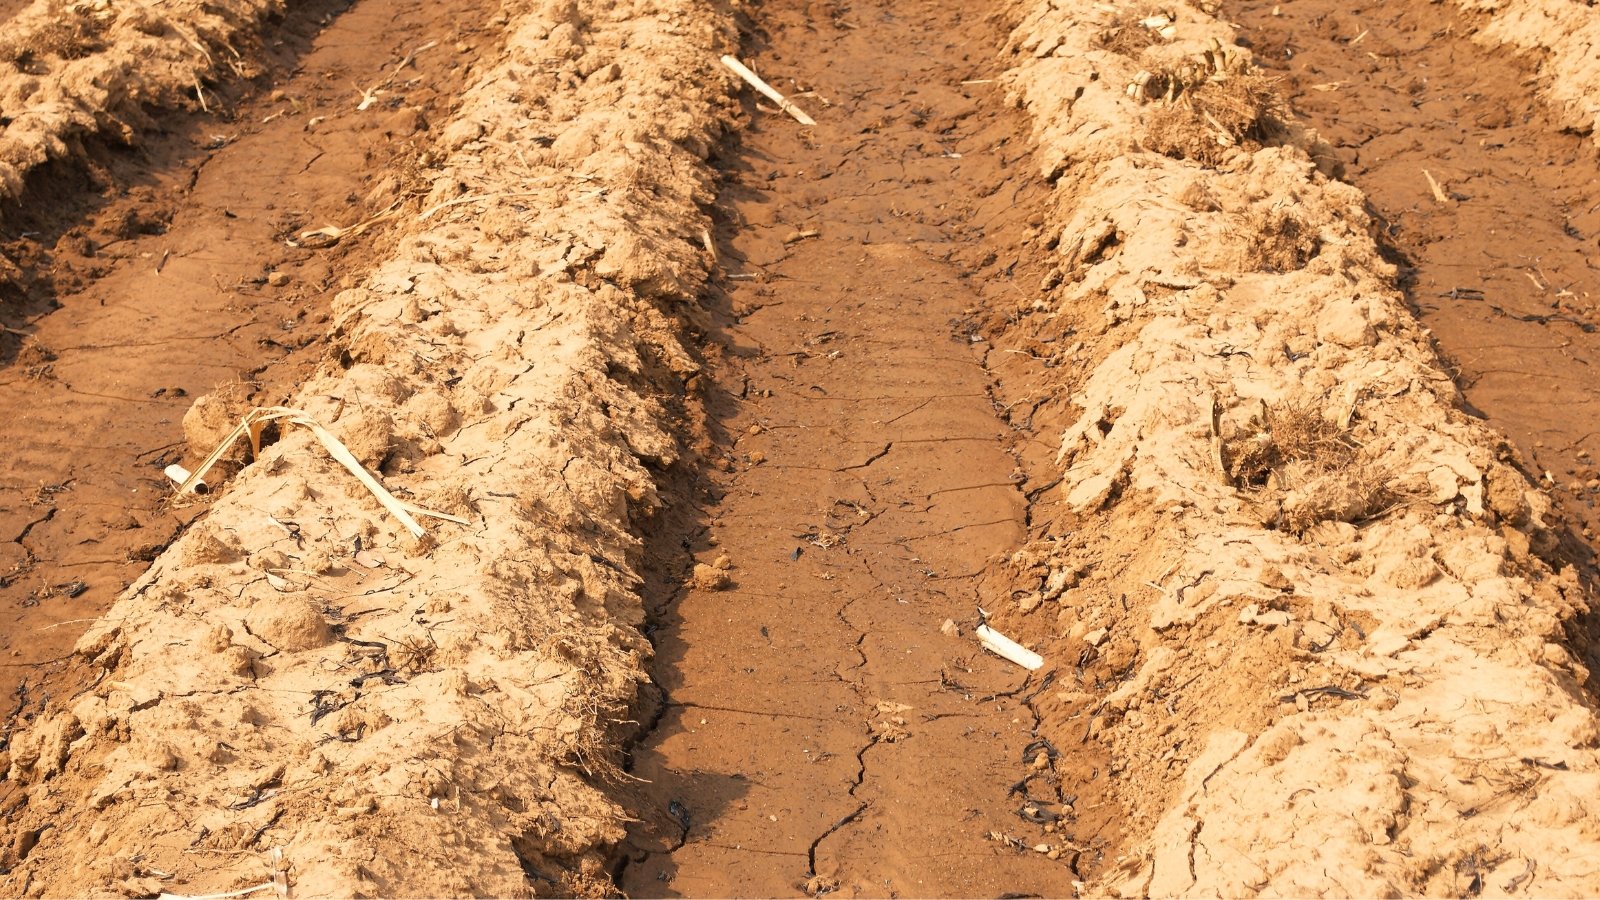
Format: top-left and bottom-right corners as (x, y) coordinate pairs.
(0, 0), (493, 748)
(617, 1), (1112, 894)
(1447, 0), (1600, 142)
(1231, 0), (1600, 559)
(2, 0), (1600, 895)
(987, 0), (1600, 894)
(0, 0), (738, 893)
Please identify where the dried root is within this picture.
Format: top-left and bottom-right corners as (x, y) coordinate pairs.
(1223, 402), (1394, 533)
(1129, 39), (1287, 166)
(1097, 9), (1179, 57)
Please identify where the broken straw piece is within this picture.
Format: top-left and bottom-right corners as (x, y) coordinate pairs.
(976, 623), (1044, 670)
(173, 406), (444, 538)
(1422, 169), (1450, 204)
(720, 54), (816, 126)
(157, 882), (278, 900)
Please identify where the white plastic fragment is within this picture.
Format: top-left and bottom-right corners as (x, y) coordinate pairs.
(164, 463), (208, 494)
(976, 623), (1044, 670)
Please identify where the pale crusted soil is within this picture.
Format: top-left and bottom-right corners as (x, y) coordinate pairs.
(0, 0), (735, 895)
(1451, 0), (1600, 141)
(1, 0), (1599, 895)
(0, 0), (288, 201)
(982, 0), (1600, 895)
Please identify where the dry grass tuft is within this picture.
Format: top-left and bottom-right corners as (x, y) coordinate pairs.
(1224, 403), (1394, 533)
(1228, 204), (1322, 273)
(1097, 10), (1172, 57)
(16, 339), (56, 381)
(1131, 42), (1288, 167)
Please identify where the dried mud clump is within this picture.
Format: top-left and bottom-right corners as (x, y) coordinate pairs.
(1231, 204), (1321, 272)
(1133, 44), (1287, 167)
(15, 339), (57, 380)
(1225, 403), (1393, 532)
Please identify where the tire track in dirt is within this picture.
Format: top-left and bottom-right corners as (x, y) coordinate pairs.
(619, 1), (1090, 896)
(1231, 0), (1600, 574)
(0, 0), (493, 734)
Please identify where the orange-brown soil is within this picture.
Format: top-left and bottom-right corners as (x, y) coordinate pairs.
(0, 0), (494, 766)
(0, 0), (1599, 895)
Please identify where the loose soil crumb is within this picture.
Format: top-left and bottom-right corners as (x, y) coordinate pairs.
(1448, 0), (1600, 141)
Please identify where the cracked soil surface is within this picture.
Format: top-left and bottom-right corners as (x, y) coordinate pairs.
(5, 0), (1600, 894)
(619, 1), (1096, 894)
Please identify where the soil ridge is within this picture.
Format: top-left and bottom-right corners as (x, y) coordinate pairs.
(983, 0), (1600, 894)
(0, 0), (736, 894)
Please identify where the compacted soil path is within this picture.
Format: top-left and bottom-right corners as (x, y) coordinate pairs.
(0, 0), (491, 710)
(1233, 0), (1600, 559)
(620, 0), (1090, 895)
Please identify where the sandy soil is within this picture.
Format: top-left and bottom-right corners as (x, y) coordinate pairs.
(0, 0), (495, 745)
(1, 0), (735, 894)
(0, 0), (289, 201)
(1448, 0), (1600, 142)
(1, 0), (1599, 895)
(986, 0), (1600, 894)
(1230, 0), (1600, 685)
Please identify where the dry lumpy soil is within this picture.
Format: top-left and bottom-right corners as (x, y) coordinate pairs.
(0, 0), (490, 730)
(1231, 0), (1600, 556)
(3, 0), (1600, 894)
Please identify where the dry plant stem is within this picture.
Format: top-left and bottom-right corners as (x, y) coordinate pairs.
(720, 54), (817, 125)
(175, 406), (441, 538)
(293, 197), (406, 247)
(156, 883), (277, 900)
(1422, 168), (1450, 203)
